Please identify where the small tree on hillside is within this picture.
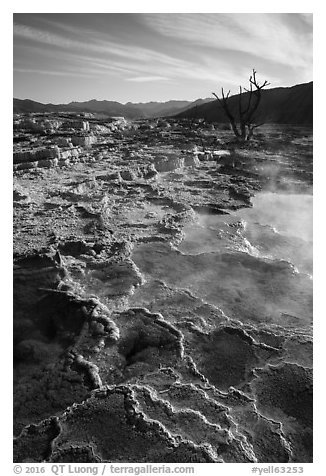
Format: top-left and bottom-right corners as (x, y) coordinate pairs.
(212, 69), (270, 141)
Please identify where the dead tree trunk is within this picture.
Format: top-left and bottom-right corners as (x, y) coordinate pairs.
(213, 69), (270, 141)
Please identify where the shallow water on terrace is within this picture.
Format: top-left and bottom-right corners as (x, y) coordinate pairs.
(180, 192), (313, 276)
(132, 192), (313, 328)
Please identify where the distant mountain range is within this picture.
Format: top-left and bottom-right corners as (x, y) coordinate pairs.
(176, 82), (313, 125)
(13, 81), (312, 124)
(13, 97), (214, 119)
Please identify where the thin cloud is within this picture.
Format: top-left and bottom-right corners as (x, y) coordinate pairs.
(125, 76), (170, 82)
(140, 13), (312, 70)
(14, 23), (77, 50)
(14, 67), (95, 79)
(14, 21), (191, 71)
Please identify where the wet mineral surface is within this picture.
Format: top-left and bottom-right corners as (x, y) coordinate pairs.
(13, 123), (313, 463)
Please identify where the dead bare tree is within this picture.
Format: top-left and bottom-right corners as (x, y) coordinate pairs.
(212, 69), (270, 141)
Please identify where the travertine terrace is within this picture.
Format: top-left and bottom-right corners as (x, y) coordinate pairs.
(13, 112), (313, 463)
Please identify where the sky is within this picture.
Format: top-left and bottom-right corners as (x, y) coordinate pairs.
(13, 13), (313, 104)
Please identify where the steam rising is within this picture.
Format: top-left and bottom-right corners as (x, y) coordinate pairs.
(240, 192), (312, 243)
(180, 191), (312, 276)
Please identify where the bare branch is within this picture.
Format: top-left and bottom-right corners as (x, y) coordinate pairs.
(249, 69), (270, 90)
(212, 92), (221, 104)
(239, 86), (243, 116)
(212, 87), (240, 137)
(243, 83), (253, 116)
(251, 123), (264, 129)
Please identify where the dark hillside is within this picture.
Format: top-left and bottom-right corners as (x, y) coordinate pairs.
(176, 82), (313, 125)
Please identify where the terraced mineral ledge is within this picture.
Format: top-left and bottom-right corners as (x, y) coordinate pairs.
(13, 117), (313, 463)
